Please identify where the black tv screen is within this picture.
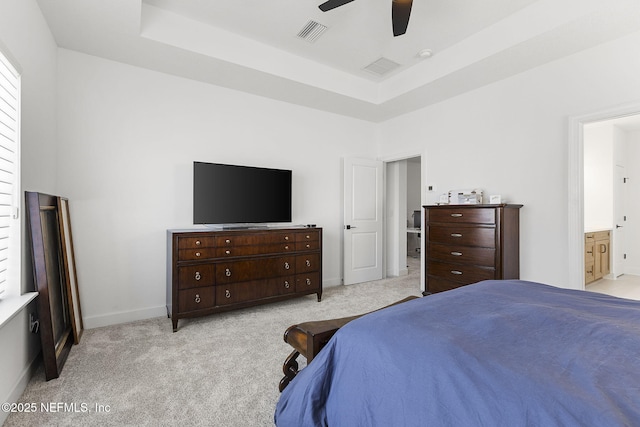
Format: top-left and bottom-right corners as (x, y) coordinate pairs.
(193, 162), (292, 225)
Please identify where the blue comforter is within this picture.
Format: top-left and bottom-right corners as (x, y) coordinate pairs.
(274, 280), (640, 426)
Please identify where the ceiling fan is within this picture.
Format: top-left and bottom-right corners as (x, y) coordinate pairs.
(318, 0), (413, 37)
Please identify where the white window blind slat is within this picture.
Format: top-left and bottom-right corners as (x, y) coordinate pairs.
(0, 51), (18, 298)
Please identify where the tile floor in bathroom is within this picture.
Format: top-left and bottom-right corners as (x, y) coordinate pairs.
(586, 274), (640, 300)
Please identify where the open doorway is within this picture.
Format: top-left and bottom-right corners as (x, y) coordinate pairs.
(341, 155), (424, 288)
(584, 115), (640, 286)
(384, 156), (422, 278)
(574, 111), (640, 294)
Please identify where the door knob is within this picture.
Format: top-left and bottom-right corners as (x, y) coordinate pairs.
(616, 224), (623, 229)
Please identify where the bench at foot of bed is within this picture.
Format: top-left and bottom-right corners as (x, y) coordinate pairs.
(279, 295), (419, 392)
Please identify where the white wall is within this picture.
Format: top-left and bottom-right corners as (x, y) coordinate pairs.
(56, 49), (378, 328)
(0, 0), (58, 422)
(625, 130), (640, 275)
(377, 30), (640, 289)
(584, 123), (614, 231)
(385, 160), (407, 276)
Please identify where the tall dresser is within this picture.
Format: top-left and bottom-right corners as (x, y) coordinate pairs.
(167, 227), (322, 331)
(424, 204), (522, 294)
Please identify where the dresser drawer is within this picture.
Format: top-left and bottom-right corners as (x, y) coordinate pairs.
(215, 243), (296, 258)
(178, 264), (215, 289)
(295, 272), (321, 292)
(428, 226), (495, 247)
(428, 242), (495, 267)
(177, 236), (215, 250)
(427, 260), (495, 284)
(216, 276), (296, 306)
(215, 235), (253, 247)
(296, 240), (320, 251)
(428, 208), (496, 224)
(178, 248), (216, 261)
(215, 232), (297, 247)
(296, 253), (320, 273)
(215, 256), (296, 283)
(178, 287), (215, 312)
(295, 230), (320, 242)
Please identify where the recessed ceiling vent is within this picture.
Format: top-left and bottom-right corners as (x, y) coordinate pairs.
(297, 20), (328, 43)
(363, 57), (401, 77)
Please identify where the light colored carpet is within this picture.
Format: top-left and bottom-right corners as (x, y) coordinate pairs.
(5, 259), (422, 427)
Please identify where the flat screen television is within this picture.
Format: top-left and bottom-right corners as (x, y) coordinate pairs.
(193, 161), (292, 225)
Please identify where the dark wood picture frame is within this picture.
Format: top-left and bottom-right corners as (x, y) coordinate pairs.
(26, 192), (74, 380)
(58, 196), (83, 344)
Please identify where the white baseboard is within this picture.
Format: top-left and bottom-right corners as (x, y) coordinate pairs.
(386, 268), (409, 277)
(622, 269), (640, 277)
(84, 278), (344, 329)
(0, 352), (41, 426)
(83, 306), (167, 329)
(323, 277), (342, 287)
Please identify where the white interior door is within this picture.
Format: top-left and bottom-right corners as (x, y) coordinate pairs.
(343, 158), (383, 285)
(613, 164), (627, 277)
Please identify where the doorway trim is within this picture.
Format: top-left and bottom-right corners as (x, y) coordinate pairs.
(380, 150), (427, 293)
(568, 102), (640, 290)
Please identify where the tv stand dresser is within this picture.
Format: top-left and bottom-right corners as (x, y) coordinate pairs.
(167, 227), (322, 331)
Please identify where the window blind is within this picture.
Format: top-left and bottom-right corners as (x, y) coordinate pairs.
(0, 52), (19, 298)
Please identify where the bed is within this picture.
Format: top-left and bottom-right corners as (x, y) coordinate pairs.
(274, 280), (640, 426)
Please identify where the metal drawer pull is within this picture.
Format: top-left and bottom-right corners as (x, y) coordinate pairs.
(600, 244), (607, 254)
(306, 259), (311, 267)
(225, 268), (231, 277)
(225, 289), (231, 298)
(284, 262), (290, 270)
(195, 252), (201, 257)
(195, 240), (201, 246)
(306, 244), (311, 248)
(450, 270), (463, 275)
(450, 252), (463, 256)
(225, 250), (231, 255)
(195, 272), (201, 281)
(225, 239), (231, 244)
(284, 281), (290, 289)
(285, 236), (289, 241)
(194, 294), (201, 303)
(306, 235), (311, 239)
(451, 233), (462, 237)
(285, 245), (289, 250)
(306, 278), (312, 285)
(451, 213), (463, 217)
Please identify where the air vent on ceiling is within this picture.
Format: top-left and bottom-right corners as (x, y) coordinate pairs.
(297, 20), (328, 43)
(363, 57), (401, 77)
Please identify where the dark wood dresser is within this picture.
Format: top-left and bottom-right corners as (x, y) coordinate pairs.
(167, 227), (322, 331)
(424, 204), (522, 294)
